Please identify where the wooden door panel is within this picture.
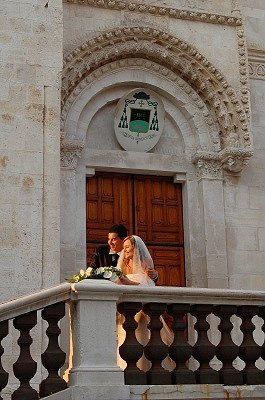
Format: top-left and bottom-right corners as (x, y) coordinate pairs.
(87, 243), (96, 267)
(134, 175), (183, 245)
(148, 246), (185, 287)
(86, 173), (133, 243)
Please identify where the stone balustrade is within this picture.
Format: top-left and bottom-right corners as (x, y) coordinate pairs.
(1, 281), (265, 399)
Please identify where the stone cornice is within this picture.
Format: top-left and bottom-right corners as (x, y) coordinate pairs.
(248, 50), (265, 81)
(248, 48), (265, 63)
(64, 0), (242, 27)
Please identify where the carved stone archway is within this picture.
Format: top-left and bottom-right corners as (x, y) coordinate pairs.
(61, 26), (253, 173)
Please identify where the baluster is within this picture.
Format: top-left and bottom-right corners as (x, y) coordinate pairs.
(167, 304), (195, 383)
(0, 321), (9, 400)
(214, 305), (243, 385)
(191, 304), (219, 383)
(143, 303), (171, 384)
(259, 306), (265, 383)
(117, 302), (146, 384)
(39, 302), (67, 397)
(12, 311), (38, 400)
(238, 305), (263, 384)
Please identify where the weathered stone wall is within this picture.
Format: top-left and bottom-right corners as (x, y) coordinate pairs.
(2, 0), (265, 303)
(223, 1), (265, 289)
(0, 0), (63, 301)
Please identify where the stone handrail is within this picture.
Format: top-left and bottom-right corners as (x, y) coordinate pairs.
(1, 281), (264, 325)
(72, 281), (265, 305)
(0, 283), (71, 323)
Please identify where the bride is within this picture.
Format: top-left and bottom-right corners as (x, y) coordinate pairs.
(115, 235), (174, 371)
(116, 235), (155, 286)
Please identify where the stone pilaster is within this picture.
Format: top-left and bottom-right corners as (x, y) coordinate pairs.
(192, 152), (228, 288)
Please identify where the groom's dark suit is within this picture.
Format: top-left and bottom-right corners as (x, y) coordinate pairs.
(90, 245), (120, 268)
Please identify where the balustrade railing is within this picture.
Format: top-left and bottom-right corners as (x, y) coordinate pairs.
(0, 284), (70, 399)
(118, 302), (265, 386)
(0, 281), (265, 399)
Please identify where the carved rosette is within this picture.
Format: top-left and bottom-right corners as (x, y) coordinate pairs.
(60, 133), (84, 169)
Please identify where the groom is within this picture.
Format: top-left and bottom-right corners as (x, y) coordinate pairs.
(90, 223), (158, 282)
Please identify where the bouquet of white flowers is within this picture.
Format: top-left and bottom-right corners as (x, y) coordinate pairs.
(67, 266), (121, 283)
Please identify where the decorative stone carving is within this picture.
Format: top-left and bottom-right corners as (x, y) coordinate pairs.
(248, 50), (265, 81)
(249, 62), (265, 80)
(219, 147), (254, 173)
(61, 26), (252, 156)
(64, 0), (242, 27)
(192, 151), (223, 179)
(192, 147), (254, 176)
(235, 27), (251, 119)
(60, 133), (84, 169)
(61, 59), (211, 131)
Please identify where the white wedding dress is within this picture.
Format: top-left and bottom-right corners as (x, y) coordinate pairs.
(116, 236), (175, 372)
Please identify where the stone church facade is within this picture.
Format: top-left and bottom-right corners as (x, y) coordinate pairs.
(1, 0), (265, 302)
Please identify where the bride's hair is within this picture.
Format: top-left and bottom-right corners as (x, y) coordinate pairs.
(123, 235), (135, 246)
(121, 235), (154, 273)
(122, 236), (135, 273)
(117, 235), (155, 284)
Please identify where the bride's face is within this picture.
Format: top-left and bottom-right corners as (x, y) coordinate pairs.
(123, 239), (135, 260)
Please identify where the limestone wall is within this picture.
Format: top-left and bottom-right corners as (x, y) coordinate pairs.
(1, 0), (265, 299)
(0, 0), (63, 301)
(222, 2), (265, 290)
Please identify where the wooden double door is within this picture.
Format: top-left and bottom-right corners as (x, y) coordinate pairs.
(86, 172), (185, 286)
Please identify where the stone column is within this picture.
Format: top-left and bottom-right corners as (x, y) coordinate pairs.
(60, 139), (85, 281)
(193, 153), (229, 289)
(176, 174), (208, 288)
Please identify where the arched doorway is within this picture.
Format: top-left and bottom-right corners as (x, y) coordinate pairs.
(86, 172), (185, 287)
(60, 27), (252, 289)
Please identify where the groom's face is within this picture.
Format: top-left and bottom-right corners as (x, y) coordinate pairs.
(108, 232), (124, 253)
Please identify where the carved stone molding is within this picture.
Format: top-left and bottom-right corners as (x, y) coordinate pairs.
(61, 58), (213, 130)
(219, 147), (253, 173)
(235, 27), (250, 119)
(64, 0), (242, 27)
(62, 26), (252, 155)
(249, 62), (265, 81)
(60, 133), (84, 169)
(192, 151), (223, 179)
(192, 146), (254, 176)
(248, 49), (265, 80)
